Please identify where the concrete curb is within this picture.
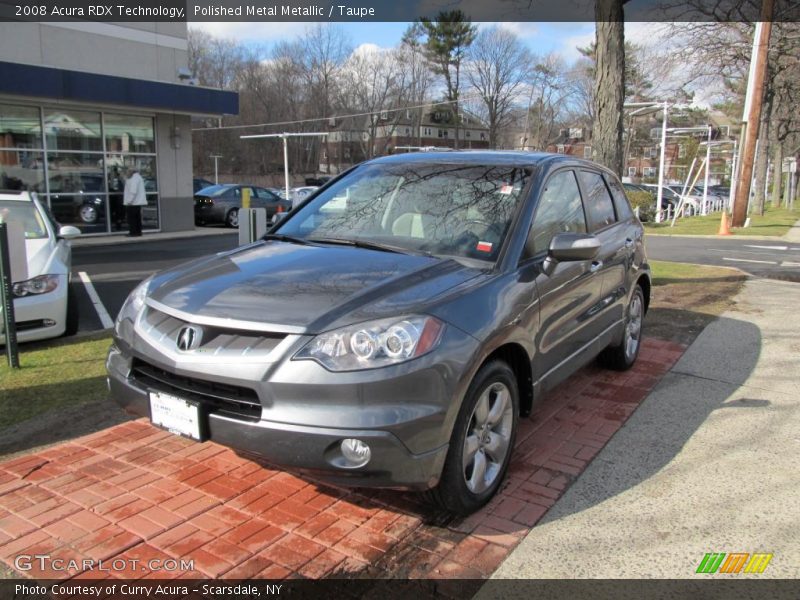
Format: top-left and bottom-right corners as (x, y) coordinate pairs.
(70, 227), (235, 248)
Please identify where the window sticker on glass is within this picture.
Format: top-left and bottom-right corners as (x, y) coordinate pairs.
(476, 241), (493, 252)
(500, 184), (514, 195)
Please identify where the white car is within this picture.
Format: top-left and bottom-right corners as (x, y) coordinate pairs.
(0, 191), (81, 344)
(289, 186), (319, 208)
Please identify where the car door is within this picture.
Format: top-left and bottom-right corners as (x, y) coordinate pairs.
(523, 169), (607, 382)
(577, 170), (628, 331)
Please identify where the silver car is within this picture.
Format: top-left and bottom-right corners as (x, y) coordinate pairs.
(108, 152), (650, 514)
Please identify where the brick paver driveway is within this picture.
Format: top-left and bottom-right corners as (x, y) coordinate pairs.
(0, 338), (684, 580)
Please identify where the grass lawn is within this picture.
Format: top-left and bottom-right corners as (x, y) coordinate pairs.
(644, 206), (798, 237)
(650, 259), (745, 286)
(0, 333), (111, 430)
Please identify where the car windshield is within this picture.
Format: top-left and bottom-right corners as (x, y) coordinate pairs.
(276, 162), (531, 262)
(0, 200), (48, 239)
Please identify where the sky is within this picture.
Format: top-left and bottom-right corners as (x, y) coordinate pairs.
(191, 21), (601, 63)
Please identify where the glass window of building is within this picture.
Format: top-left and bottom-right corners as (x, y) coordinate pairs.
(105, 114), (155, 154)
(44, 109), (102, 152)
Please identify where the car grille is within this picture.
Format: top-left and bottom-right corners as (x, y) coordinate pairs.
(140, 306), (286, 360)
(130, 359), (262, 421)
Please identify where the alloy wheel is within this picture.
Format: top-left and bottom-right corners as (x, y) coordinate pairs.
(625, 291), (643, 361)
(462, 381), (513, 494)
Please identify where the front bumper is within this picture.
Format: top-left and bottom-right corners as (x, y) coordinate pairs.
(106, 324), (478, 490)
(0, 279), (68, 344)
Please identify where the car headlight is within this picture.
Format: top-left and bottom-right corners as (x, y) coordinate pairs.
(114, 276), (153, 338)
(12, 274), (59, 297)
(294, 315), (444, 371)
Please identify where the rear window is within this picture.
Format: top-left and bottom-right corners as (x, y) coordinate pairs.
(604, 175), (634, 220)
(579, 171), (617, 231)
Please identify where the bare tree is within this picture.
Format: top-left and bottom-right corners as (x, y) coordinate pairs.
(465, 26), (531, 148)
(339, 46), (409, 159)
(298, 24), (352, 173)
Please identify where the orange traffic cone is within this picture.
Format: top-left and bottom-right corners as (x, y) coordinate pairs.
(718, 212), (731, 236)
(277, 205), (284, 214)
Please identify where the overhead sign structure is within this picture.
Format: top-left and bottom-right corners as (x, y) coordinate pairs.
(240, 132), (329, 202)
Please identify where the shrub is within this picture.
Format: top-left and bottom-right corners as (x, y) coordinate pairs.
(627, 190), (656, 222)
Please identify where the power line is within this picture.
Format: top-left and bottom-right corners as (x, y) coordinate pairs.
(191, 92), (488, 132)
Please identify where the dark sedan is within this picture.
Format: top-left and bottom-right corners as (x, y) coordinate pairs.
(109, 152), (650, 515)
(194, 184), (292, 227)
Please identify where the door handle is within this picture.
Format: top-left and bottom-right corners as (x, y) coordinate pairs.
(590, 260), (603, 273)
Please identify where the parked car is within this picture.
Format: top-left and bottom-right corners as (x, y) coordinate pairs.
(641, 184), (680, 212)
(194, 184), (292, 227)
(305, 176), (332, 187)
(289, 186), (319, 207)
(108, 152), (650, 515)
(194, 177), (215, 194)
(0, 191), (81, 343)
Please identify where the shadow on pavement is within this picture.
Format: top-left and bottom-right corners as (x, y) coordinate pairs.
(541, 314), (762, 522)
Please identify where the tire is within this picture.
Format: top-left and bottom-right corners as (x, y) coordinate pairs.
(226, 209), (239, 228)
(429, 360), (519, 515)
(64, 283), (79, 337)
(80, 205), (98, 224)
(597, 284), (644, 371)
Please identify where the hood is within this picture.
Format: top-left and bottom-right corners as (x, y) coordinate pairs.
(148, 241), (483, 333)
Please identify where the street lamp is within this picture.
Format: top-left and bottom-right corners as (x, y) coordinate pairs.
(210, 154), (222, 184)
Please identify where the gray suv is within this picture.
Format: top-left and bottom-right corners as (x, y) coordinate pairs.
(108, 152), (650, 515)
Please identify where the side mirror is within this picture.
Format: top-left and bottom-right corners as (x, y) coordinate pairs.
(58, 225), (82, 239)
(542, 232), (600, 276)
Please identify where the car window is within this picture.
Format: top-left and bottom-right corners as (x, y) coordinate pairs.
(256, 188), (279, 201)
(0, 200), (48, 239)
(579, 170), (617, 231)
(604, 175), (633, 220)
(525, 170), (587, 258)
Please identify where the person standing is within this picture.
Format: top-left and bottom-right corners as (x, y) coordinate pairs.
(123, 167), (146, 237)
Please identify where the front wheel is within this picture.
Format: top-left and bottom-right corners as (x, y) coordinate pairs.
(80, 205), (98, 224)
(598, 284), (644, 371)
(430, 360), (519, 515)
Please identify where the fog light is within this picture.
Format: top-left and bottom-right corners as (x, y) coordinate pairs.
(340, 438), (371, 467)
(43, 319), (56, 327)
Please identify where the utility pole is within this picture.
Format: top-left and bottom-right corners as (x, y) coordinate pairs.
(732, 2), (773, 228)
(210, 154), (222, 184)
(656, 102), (669, 223)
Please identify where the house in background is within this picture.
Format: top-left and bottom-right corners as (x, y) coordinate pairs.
(321, 106), (490, 173)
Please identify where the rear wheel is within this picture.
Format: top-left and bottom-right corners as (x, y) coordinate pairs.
(64, 283), (79, 337)
(598, 284), (644, 371)
(226, 209), (239, 228)
(430, 360), (518, 515)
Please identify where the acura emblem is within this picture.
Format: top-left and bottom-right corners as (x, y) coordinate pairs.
(176, 326), (202, 351)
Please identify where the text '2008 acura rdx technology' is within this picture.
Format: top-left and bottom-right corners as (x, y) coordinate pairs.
(108, 152), (650, 515)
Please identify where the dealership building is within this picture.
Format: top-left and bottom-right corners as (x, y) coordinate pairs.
(0, 21), (238, 234)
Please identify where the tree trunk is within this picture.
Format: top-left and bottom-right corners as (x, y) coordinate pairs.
(771, 142), (782, 207)
(592, 3), (625, 176)
(752, 109), (770, 216)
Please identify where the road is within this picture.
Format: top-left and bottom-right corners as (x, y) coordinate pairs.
(645, 235), (800, 281)
(71, 233), (238, 333)
(68, 232), (800, 335)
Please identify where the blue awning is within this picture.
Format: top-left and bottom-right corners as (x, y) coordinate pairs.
(0, 61), (238, 115)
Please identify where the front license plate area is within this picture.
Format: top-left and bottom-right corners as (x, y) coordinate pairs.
(149, 391), (206, 441)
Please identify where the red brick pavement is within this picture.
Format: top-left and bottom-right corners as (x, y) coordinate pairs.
(0, 337), (685, 580)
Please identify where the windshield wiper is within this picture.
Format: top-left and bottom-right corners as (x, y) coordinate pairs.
(308, 237), (433, 257)
(262, 233), (315, 246)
